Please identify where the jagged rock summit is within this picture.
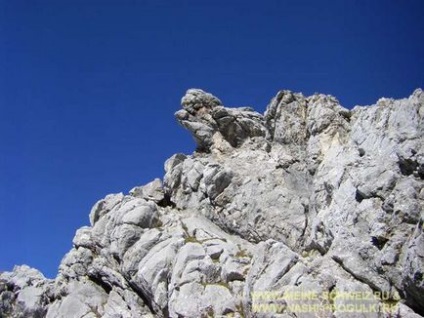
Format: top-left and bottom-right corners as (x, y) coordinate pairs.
(1, 88), (423, 318)
(176, 89), (267, 153)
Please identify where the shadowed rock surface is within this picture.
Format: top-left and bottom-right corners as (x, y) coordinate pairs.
(1, 88), (423, 318)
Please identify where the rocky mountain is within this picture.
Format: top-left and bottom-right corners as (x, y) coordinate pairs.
(1, 88), (423, 318)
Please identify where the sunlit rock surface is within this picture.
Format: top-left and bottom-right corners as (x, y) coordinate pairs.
(1, 88), (423, 317)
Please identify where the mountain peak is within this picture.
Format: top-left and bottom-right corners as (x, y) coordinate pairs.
(1, 89), (423, 317)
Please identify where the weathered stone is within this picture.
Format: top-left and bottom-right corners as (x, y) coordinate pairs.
(130, 178), (165, 203)
(2, 88), (424, 317)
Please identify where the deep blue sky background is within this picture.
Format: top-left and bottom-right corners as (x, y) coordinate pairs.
(1, 0), (423, 278)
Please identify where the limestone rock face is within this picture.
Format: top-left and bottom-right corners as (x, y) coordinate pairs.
(176, 88), (268, 153)
(1, 88), (424, 317)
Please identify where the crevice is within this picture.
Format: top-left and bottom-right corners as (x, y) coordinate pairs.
(332, 255), (386, 297)
(158, 192), (176, 208)
(87, 274), (112, 294)
(371, 236), (389, 250)
(413, 271), (423, 282)
(296, 205), (309, 250)
(355, 189), (385, 203)
(398, 158), (418, 176)
(417, 163), (424, 180)
(327, 284), (336, 310)
(112, 254), (121, 265)
(398, 157), (423, 179)
(404, 298), (424, 317)
(404, 273), (424, 316)
(123, 276), (160, 317)
(355, 189), (365, 203)
(331, 257), (422, 315)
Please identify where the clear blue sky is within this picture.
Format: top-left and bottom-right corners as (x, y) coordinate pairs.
(1, 0), (423, 278)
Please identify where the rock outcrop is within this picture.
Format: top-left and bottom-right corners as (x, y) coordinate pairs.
(1, 88), (423, 318)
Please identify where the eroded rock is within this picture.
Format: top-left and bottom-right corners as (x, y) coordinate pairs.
(2, 88), (423, 317)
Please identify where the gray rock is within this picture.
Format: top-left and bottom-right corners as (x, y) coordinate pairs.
(89, 193), (124, 226)
(2, 88), (423, 317)
(181, 88), (223, 114)
(177, 89), (268, 153)
(0, 265), (51, 318)
(130, 178), (165, 204)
